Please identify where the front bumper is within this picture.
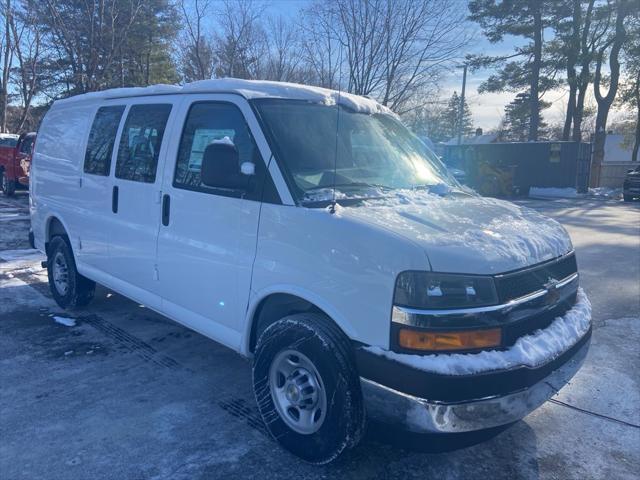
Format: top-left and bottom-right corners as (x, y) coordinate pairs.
(360, 329), (590, 433)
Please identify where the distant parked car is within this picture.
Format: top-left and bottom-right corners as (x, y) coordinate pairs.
(623, 166), (640, 202)
(0, 132), (36, 196)
(0, 133), (19, 147)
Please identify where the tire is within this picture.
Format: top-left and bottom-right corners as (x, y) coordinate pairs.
(0, 170), (16, 197)
(623, 194), (632, 202)
(47, 236), (95, 309)
(253, 313), (365, 464)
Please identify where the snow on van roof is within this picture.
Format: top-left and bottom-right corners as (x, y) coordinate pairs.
(53, 78), (395, 116)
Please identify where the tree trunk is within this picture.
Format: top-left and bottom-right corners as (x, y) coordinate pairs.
(633, 72), (640, 162)
(529, 0), (542, 141)
(591, 107), (609, 187)
(563, 0), (581, 141)
(572, 0), (596, 142)
(563, 82), (577, 141)
(573, 81), (588, 141)
(591, 1), (627, 187)
(0, 0), (12, 133)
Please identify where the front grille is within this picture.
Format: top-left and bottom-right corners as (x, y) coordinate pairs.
(502, 291), (577, 346)
(494, 253), (577, 303)
(625, 176), (640, 187)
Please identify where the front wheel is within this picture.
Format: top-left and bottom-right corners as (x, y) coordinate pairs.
(0, 170), (16, 196)
(47, 236), (96, 309)
(253, 313), (365, 464)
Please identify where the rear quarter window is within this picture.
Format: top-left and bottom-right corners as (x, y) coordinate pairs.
(84, 106), (125, 176)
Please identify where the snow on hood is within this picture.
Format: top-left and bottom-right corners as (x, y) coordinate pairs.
(341, 191), (573, 274)
(365, 288), (591, 375)
(54, 78), (395, 116)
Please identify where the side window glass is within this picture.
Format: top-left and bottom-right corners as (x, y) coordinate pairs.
(20, 136), (34, 154)
(84, 106), (125, 176)
(115, 104), (172, 183)
(174, 102), (264, 199)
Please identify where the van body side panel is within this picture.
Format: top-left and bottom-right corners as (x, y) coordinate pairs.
(103, 98), (180, 311)
(76, 103), (126, 272)
(244, 204), (428, 354)
(31, 103), (95, 255)
(156, 94), (268, 350)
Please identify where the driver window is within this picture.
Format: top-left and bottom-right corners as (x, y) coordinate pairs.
(173, 102), (265, 200)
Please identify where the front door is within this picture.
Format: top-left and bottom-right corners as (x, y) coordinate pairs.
(106, 100), (177, 309)
(157, 95), (273, 349)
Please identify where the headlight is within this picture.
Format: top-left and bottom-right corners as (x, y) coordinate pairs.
(393, 271), (498, 310)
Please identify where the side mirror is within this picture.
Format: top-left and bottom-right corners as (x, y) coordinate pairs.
(200, 142), (255, 190)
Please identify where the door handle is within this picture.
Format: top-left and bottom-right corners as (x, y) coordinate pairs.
(112, 186), (119, 213)
(162, 194), (170, 226)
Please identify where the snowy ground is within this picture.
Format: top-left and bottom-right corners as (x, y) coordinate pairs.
(1, 191), (639, 480)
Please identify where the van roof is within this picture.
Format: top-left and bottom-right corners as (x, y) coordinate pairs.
(53, 78), (394, 116)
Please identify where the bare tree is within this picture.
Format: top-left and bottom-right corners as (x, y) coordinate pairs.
(380, 0), (469, 113)
(299, 3), (342, 89)
(9, 0), (42, 131)
(213, 0), (267, 79)
(178, 0), (214, 82)
(263, 15), (302, 82)
(305, 0), (470, 113)
(0, 0), (14, 132)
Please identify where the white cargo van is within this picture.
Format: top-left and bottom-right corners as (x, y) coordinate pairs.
(31, 79), (592, 463)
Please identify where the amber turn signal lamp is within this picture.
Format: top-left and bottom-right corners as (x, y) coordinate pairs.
(398, 328), (502, 352)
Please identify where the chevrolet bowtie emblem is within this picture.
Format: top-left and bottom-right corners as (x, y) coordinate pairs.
(543, 276), (561, 305)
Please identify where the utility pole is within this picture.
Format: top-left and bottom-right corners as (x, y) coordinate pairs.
(457, 64), (467, 146)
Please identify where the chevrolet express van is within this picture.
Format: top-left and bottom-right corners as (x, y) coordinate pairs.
(31, 79), (592, 464)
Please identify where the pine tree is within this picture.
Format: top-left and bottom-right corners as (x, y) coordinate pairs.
(468, 0), (558, 141)
(501, 92), (548, 142)
(443, 91), (474, 141)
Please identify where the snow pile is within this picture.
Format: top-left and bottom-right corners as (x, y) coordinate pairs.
(529, 187), (580, 198)
(53, 316), (76, 327)
(365, 288), (591, 376)
(54, 78), (395, 116)
(589, 187), (622, 199)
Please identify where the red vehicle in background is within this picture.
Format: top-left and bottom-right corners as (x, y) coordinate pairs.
(0, 132), (36, 196)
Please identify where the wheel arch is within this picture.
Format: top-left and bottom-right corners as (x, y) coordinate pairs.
(45, 215), (71, 254)
(243, 288), (357, 356)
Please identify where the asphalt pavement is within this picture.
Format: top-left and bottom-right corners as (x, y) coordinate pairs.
(1, 191), (638, 480)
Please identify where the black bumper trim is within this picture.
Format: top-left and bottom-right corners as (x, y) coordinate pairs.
(356, 327), (592, 403)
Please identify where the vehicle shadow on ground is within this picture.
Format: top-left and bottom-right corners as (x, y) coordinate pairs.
(365, 420), (514, 453)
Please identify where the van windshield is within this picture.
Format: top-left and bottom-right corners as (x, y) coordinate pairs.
(253, 99), (458, 204)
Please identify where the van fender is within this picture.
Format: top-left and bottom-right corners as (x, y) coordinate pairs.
(242, 284), (358, 357)
(44, 214), (79, 260)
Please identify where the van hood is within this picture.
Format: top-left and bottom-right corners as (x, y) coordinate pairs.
(342, 193), (573, 274)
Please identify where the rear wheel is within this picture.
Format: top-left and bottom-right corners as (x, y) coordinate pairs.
(253, 313), (365, 464)
(47, 236), (95, 308)
(623, 194), (633, 202)
(0, 170), (16, 196)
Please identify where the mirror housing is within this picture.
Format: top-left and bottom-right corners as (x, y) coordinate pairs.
(201, 142), (254, 190)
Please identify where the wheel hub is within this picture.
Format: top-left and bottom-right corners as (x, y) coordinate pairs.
(52, 251), (69, 296)
(269, 350), (327, 435)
